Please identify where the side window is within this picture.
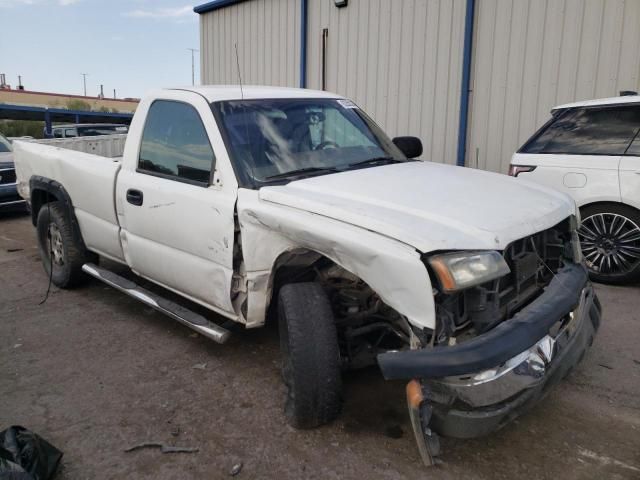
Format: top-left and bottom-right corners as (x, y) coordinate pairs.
(65, 129), (77, 138)
(627, 135), (640, 156)
(138, 100), (215, 184)
(522, 106), (640, 155)
(53, 129), (63, 138)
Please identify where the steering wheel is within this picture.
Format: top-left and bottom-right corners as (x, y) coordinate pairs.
(314, 141), (339, 150)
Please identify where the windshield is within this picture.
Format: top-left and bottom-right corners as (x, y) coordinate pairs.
(0, 134), (12, 153)
(212, 98), (406, 186)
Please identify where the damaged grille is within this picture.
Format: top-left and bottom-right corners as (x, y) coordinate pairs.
(0, 168), (17, 185)
(433, 218), (575, 341)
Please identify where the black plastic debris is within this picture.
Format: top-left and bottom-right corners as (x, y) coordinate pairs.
(0, 426), (62, 480)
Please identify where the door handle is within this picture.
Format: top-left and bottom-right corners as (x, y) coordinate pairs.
(126, 189), (144, 206)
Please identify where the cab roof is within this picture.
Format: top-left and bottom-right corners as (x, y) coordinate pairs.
(168, 85), (344, 103)
(553, 94), (640, 111)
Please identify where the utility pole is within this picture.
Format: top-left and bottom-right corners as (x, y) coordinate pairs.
(81, 73), (88, 96)
(187, 48), (199, 86)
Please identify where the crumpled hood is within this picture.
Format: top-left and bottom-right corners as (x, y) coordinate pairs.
(259, 161), (576, 253)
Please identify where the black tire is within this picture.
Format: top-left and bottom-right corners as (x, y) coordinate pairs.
(36, 201), (96, 288)
(278, 282), (342, 429)
(579, 203), (640, 284)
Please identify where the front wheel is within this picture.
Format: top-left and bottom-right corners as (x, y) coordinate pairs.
(278, 282), (342, 429)
(36, 201), (96, 288)
(578, 203), (640, 284)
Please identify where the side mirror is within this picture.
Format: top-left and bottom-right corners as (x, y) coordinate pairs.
(392, 136), (423, 159)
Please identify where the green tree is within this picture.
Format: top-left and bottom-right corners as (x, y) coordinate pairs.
(66, 99), (92, 111)
(0, 120), (45, 139)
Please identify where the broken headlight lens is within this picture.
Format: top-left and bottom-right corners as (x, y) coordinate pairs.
(428, 251), (510, 293)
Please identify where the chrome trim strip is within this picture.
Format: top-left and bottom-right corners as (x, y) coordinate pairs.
(431, 286), (593, 407)
(82, 263), (231, 344)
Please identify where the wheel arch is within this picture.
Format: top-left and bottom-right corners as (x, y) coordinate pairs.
(263, 247), (349, 321)
(29, 175), (88, 251)
(579, 200), (640, 214)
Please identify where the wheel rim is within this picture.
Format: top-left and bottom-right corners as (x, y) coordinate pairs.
(578, 213), (640, 276)
(48, 223), (65, 266)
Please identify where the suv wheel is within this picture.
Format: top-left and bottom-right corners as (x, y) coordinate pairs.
(277, 282), (342, 429)
(578, 203), (640, 284)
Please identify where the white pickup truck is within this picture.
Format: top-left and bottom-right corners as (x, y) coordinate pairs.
(14, 86), (601, 465)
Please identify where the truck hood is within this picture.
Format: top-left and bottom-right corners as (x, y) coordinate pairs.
(259, 161), (576, 253)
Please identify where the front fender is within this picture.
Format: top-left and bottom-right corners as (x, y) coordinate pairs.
(237, 189), (435, 330)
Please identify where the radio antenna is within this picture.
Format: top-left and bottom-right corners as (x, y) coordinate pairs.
(235, 43), (244, 100)
(235, 42), (256, 185)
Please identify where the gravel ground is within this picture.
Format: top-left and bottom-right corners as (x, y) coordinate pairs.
(1, 211), (639, 479)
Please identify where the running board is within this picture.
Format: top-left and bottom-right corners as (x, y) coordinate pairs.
(82, 263), (231, 344)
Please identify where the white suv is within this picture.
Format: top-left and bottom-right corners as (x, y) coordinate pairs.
(511, 94), (640, 284)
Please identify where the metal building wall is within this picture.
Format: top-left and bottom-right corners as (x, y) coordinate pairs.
(199, 0), (300, 87)
(467, 0), (640, 173)
(305, 0), (466, 165)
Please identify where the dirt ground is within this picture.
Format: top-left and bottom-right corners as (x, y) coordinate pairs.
(1, 211), (639, 479)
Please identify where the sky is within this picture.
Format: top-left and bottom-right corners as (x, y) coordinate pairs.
(0, 0), (202, 99)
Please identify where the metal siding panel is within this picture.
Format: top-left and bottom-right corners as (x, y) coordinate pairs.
(467, 0), (497, 170)
(467, 0), (640, 173)
(619, 0), (640, 91)
(364, 0), (381, 112)
(396, 0), (415, 137)
(444, 0), (465, 164)
(200, 0), (299, 87)
(421, 0), (441, 160)
(501, 0), (530, 165)
(385, 0), (404, 136)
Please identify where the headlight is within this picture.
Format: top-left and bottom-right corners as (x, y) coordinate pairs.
(428, 251), (510, 293)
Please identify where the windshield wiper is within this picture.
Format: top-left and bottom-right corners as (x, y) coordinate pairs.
(347, 157), (405, 168)
(264, 166), (340, 181)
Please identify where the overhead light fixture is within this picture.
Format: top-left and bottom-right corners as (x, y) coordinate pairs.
(334, 0), (348, 7)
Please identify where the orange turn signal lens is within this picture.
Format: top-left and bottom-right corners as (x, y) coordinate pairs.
(428, 257), (458, 292)
(406, 379), (424, 409)
(427, 251), (510, 293)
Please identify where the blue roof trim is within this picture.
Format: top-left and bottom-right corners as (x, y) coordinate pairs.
(0, 104), (133, 117)
(193, 0), (248, 14)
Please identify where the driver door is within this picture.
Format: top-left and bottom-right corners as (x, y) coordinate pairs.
(117, 93), (237, 315)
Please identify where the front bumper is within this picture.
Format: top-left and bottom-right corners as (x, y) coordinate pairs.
(428, 282), (600, 439)
(377, 262), (601, 464)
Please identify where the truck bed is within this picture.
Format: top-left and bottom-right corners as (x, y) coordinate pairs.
(13, 134), (126, 262)
(30, 134), (127, 159)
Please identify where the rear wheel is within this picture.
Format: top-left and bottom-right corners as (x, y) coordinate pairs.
(578, 203), (640, 284)
(36, 201), (96, 288)
(278, 282), (342, 429)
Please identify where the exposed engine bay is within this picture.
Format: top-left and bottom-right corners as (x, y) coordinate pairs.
(276, 218), (579, 370)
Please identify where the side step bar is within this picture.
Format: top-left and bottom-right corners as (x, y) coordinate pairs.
(82, 263), (231, 344)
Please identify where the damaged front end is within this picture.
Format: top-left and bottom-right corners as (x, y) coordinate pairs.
(378, 217), (602, 466)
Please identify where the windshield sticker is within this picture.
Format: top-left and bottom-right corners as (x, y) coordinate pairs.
(338, 99), (358, 109)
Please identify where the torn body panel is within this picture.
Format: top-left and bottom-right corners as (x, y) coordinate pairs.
(236, 188), (436, 330)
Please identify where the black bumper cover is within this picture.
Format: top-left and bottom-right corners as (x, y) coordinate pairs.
(377, 263), (590, 379)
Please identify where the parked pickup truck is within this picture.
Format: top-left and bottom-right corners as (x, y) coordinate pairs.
(14, 86), (601, 465)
